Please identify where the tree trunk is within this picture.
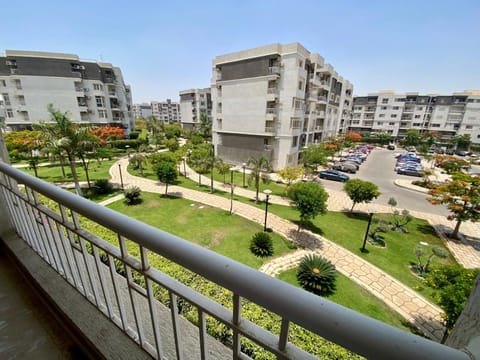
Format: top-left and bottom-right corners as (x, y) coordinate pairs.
(80, 156), (91, 189)
(452, 220), (462, 239)
(445, 274), (480, 351)
(350, 203), (356, 213)
(69, 155), (83, 197)
(165, 183), (168, 195)
(255, 175), (259, 203)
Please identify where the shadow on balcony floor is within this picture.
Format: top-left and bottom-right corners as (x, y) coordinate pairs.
(0, 246), (86, 359)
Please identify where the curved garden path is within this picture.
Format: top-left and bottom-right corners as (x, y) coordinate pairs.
(107, 158), (452, 340)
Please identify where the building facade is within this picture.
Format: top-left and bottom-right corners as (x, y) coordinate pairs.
(179, 88), (212, 130)
(0, 50), (133, 133)
(350, 90), (480, 144)
(211, 43), (353, 171)
(151, 99), (180, 124)
(132, 103), (153, 119)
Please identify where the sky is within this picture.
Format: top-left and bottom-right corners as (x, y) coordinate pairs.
(1, 0), (479, 103)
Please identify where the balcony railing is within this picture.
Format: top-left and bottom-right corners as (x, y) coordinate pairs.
(266, 107), (277, 115)
(0, 160), (470, 360)
(268, 66), (280, 75)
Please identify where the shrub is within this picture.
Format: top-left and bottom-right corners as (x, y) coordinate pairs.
(124, 186), (141, 205)
(297, 255), (337, 296)
(249, 232), (273, 257)
(92, 179), (114, 195)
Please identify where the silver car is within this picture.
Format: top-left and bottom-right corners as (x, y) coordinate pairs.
(332, 162), (357, 174)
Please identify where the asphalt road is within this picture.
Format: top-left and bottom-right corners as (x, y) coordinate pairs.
(322, 148), (450, 216)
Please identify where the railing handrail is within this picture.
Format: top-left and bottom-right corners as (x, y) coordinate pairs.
(0, 162), (469, 360)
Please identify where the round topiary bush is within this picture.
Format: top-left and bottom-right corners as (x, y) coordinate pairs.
(297, 254), (337, 296)
(249, 232), (273, 257)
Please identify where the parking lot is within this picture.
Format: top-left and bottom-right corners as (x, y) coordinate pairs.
(319, 147), (451, 216)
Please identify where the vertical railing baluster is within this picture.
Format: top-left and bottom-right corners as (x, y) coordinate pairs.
(169, 292), (184, 360)
(92, 245), (113, 317)
(277, 318), (290, 358)
(232, 293), (241, 359)
(141, 246), (164, 360)
(198, 308), (207, 360)
(120, 236), (144, 345)
(108, 252), (127, 330)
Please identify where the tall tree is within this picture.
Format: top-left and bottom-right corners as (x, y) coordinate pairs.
(301, 144), (329, 173)
(428, 172), (480, 239)
(278, 166), (303, 194)
(287, 182), (329, 232)
(215, 160), (231, 184)
(129, 153), (147, 176)
(34, 105), (92, 196)
(403, 129), (421, 147)
(156, 161), (177, 195)
(343, 179), (381, 213)
(247, 156), (271, 203)
(199, 111), (212, 141)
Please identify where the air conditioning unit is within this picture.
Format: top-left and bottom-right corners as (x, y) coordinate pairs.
(5, 60), (15, 66)
(83, 88), (89, 92)
(80, 65), (86, 70)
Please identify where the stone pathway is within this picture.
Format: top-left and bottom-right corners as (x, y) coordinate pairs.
(108, 158), (449, 340)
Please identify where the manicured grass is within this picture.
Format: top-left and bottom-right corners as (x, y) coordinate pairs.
(107, 192), (295, 269)
(20, 159), (117, 183)
(268, 207), (455, 301)
(278, 268), (413, 332)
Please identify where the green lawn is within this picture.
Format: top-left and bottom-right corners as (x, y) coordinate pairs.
(21, 159), (117, 183)
(107, 192), (294, 269)
(278, 268), (414, 332)
(128, 163), (455, 302)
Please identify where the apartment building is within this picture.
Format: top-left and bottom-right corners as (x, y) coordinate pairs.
(179, 88), (212, 130)
(132, 102), (153, 119)
(151, 99), (180, 124)
(0, 50), (133, 133)
(350, 90), (480, 144)
(211, 43), (353, 171)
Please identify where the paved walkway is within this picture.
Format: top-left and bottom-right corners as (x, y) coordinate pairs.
(108, 158), (449, 340)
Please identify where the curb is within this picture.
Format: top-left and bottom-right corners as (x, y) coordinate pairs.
(393, 179), (429, 194)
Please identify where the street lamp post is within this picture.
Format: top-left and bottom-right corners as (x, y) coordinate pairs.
(230, 169), (235, 215)
(361, 209), (375, 252)
(263, 189), (272, 232)
(242, 163), (247, 188)
(118, 163), (124, 190)
(125, 145), (130, 158)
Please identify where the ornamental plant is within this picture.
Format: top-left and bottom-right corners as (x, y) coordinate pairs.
(297, 254), (336, 296)
(249, 232), (274, 257)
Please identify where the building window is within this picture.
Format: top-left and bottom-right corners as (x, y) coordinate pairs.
(14, 79), (22, 89)
(417, 106), (423, 110)
(98, 110), (108, 118)
(465, 125), (473, 129)
(6, 109), (14, 117)
(94, 84), (103, 91)
(391, 114), (397, 118)
(298, 81), (303, 91)
(382, 98), (389, 104)
(414, 115), (421, 119)
(376, 121), (382, 125)
(292, 136), (298, 147)
(96, 96), (105, 107)
(389, 122), (395, 126)
(17, 95), (26, 105)
(2, 93), (10, 105)
(381, 106), (387, 110)
(298, 59), (303, 68)
(0, 80), (5, 87)
(379, 114), (385, 118)
(392, 106), (400, 110)
(431, 124), (441, 127)
(413, 123), (422, 126)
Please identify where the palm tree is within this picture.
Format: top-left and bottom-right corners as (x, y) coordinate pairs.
(129, 153), (147, 176)
(199, 111), (212, 141)
(247, 156), (271, 203)
(35, 105), (91, 196)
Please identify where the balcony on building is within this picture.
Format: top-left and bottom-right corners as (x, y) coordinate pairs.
(268, 65), (281, 76)
(0, 130), (474, 360)
(266, 82), (279, 101)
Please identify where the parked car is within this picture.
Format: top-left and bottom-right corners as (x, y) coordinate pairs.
(318, 170), (350, 182)
(343, 156), (363, 165)
(395, 162), (422, 171)
(397, 166), (423, 177)
(387, 144), (395, 150)
(396, 155), (421, 163)
(339, 159), (360, 169)
(332, 162), (357, 174)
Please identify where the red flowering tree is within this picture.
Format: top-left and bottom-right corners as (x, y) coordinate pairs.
(90, 126), (124, 145)
(435, 155), (470, 174)
(428, 173), (480, 238)
(345, 131), (362, 144)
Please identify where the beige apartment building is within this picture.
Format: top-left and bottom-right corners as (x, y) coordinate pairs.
(211, 42), (353, 171)
(350, 90), (480, 143)
(179, 88), (212, 130)
(0, 50), (133, 133)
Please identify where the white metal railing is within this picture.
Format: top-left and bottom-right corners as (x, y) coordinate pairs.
(268, 66), (280, 75)
(266, 107), (277, 115)
(0, 162), (470, 360)
(318, 96), (327, 102)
